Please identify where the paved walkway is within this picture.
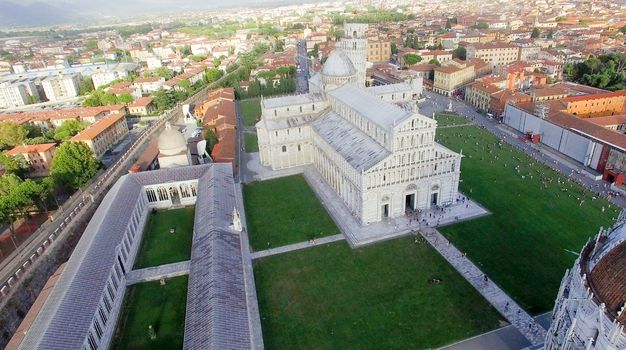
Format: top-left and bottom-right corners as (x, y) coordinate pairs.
(303, 168), (489, 247)
(251, 234), (345, 259)
(419, 227), (547, 347)
(439, 313), (551, 350)
(125, 260), (190, 285)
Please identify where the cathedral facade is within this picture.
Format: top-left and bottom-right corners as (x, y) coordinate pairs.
(256, 24), (461, 225)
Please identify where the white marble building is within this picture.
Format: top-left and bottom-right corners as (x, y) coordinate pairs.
(256, 24), (461, 225)
(545, 212), (626, 350)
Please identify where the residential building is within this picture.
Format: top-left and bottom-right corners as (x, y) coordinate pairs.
(128, 97), (155, 116)
(91, 67), (133, 89)
(41, 74), (81, 101)
(367, 39), (391, 63)
(5, 143), (56, 177)
(465, 81), (503, 112)
(0, 80), (37, 108)
(432, 59), (488, 97)
(465, 42), (520, 67)
(70, 113), (129, 158)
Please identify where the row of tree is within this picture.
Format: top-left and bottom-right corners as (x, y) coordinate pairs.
(0, 120), (88, 151)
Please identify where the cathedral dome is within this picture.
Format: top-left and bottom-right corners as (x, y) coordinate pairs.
(322, 49), (355, 77)
(158, 122), (187, 156)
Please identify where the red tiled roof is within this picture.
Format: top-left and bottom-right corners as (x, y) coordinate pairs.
(6, 143), (56, 155)
(561, 90), (626, 103)
(71, 113), (126, 141)
(129, 96), (154, 108)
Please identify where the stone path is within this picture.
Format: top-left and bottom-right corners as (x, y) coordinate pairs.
(251, 234), (345, 259)
(242, 152), (305, 183)
(438, 123), (475, 129)
(125, 260), (190, 286)
(419, 227), (547, 347)
(303, 168), (489, 247)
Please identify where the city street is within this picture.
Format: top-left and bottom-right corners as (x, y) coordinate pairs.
(419, 91), (626, 210)
(296, 39), (309, 94)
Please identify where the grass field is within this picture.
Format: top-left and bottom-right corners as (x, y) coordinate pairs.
(436, 125), (618, 314)
(254, 238), (503, 349)
(244, 132), (259, 152)
(241, 98), (261, 127)
(243, 175), (339, 251)
(133, 207), (195, 269)
(435, 112), (471, 127)
(110, 276), (188, 350)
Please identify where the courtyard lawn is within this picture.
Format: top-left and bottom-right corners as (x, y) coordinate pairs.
(110, 276), (188, 350)
(241, 98), (261, 127)
(243, 175), (339, 251)
(133, 207), (195, 269)
(436, 125), (618, 314)
(254, 238), (503, 349)
(435, 112), (471, 127)
(244, 132), (259, 153)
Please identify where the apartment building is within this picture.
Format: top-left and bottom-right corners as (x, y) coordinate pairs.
(128, 97), (155, 116)
(70, 113), (129, 158)
(41, 74), (81, 101)
(6, 143), (56, 177)
(91, 67), (133, 89)
(465, 42), (520, 67)
(465, 81), (503, 112)
(367, 39), (391, 63)
(433, 59), (488, 97)
(0, 80), (38, 108)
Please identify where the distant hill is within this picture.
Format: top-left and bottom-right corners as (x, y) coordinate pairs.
(0, 1), (82, 27)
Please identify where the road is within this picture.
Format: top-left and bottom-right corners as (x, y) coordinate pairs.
(419, 91), (626, 210)
(296, 39), (309, 94)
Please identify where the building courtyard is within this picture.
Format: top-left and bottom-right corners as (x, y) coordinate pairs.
(133, 207), (195, 269)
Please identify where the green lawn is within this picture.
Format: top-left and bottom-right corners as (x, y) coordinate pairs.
(110, 276), (188, 350)
(133, 207), (195, 269)
(436, 125), (618, 314)
(254, 238), (503, 349)
(244, 132), (259, 152)
(241, 98), (261, 127)
(243, 175), (339, 251)
(435, 112), (471, 127)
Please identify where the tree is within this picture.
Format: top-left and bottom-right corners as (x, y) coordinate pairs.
(117, 93), (134, 105)
(206, 68), (224, 83)
(403, 53), (422, 66)
(472, 22), (489, 29)
(85, 39), (98, 51)
(547, 29), (554, 39)
(0, 154), (29, 177)
(452, 46), (466, 60)
(153, 89), (176, 112)
(0, 122), (27, 149)
(621, 25), (626, 34)
(53, 120), (89, 140)
(429, 59), (441, 66)
(531, 27), (541, 38)
(203, 129), (218, 152)
(0, 174), (23, 196)
(51, 142), (100, 190)
(79, 76), (95, 95)
(390, 43), (398, 55)
(155, 67), (174, 80)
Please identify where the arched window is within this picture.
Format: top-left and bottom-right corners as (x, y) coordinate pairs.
(157, 187), (168, 201)
(282, 145), (287, 152)
(180, 183), (190, 198)
(298, 144), (302, 151)
(146, 188), (157, 202)
(190, 182), (197, 196)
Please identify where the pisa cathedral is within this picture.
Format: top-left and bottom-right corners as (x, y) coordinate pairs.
(256, 24), (462, 225)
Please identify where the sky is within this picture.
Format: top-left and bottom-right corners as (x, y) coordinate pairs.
(0, 0), (287, 27)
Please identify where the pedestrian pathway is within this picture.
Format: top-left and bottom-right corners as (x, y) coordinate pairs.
(251, 234), (345, 259)
(125, 260), (190, 285)
(419, 227), (547, 347)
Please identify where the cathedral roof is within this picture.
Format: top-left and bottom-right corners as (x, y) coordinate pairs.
(322, 49), (356, 77)
(262, 92), (325, 109)
(328, 83), (413, 131)
(312, 111), (389, 172)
